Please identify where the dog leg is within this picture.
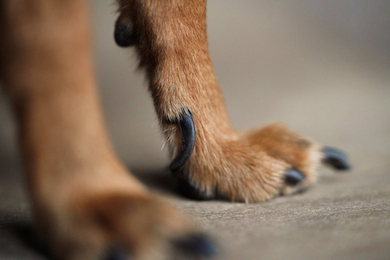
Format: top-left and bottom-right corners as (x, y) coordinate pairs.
(116, 0), (350, 202)
(0, 1), (215, 259)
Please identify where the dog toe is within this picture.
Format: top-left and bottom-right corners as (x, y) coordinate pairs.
(41, 190), (215, 260)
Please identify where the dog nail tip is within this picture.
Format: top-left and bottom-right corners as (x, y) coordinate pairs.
(285, 168), (305, 185)
(175, 234), (218, 258)
(114, 24), (136, 47)
(103, 249), (128, 260)
(322, 147), (351, 171)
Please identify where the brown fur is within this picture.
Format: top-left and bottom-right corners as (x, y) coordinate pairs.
(117, 0), (323, 201)
(0, 0), (325, 259)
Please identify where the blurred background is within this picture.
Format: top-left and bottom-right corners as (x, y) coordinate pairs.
(0, 1), (390, 259)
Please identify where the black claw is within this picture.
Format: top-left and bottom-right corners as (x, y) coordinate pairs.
(285, 168), (305, 185)
(174, 234), (218, 258)
(103, 248), (128, 260)
(114, 24), (136, 47)
(169, 113), (196, 174)
(322, 147), (350, 170)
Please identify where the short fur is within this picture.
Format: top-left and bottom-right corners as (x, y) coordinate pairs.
(1, 0), (328, 259)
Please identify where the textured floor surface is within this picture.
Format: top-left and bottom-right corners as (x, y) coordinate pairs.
(1, 1), (389, 260)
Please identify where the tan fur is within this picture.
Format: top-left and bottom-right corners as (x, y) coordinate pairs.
(117, 0), (323, 202)
(0, 1), (198, 259)
(0, 0), (325, 259)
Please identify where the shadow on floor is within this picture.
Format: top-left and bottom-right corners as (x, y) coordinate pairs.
(130, 166), (179, 196)
(0, 209), (50, 260)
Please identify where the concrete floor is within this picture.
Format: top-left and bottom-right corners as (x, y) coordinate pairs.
(1, 1), (390, 259)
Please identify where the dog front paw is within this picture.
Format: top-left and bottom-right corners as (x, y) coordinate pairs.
(172, 122), (350, 202)
(35, 183), (216, 260)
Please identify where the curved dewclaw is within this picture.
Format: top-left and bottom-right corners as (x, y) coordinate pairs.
(170, 113), (196, 174)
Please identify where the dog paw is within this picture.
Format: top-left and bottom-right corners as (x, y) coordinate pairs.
(37, 188), (216, 260)
(172, 122), (350, 202)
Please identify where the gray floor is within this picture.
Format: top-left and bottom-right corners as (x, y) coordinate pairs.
(1, 1), (390, 259)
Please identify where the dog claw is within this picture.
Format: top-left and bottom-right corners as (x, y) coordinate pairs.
(170, 113), (196, 174)
(322, 147), (350, 170)
(285, 168), (305, 185)
(103, 248), (128, 260)
(114, 24), (136, 47)
(174, 234), (218, 258)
